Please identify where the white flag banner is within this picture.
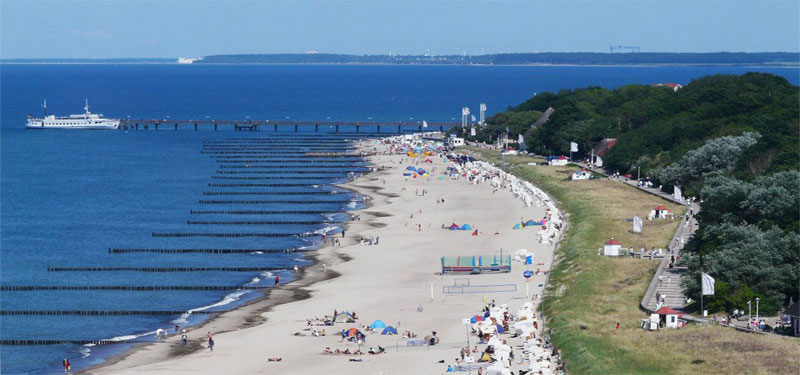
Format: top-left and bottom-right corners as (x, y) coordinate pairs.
(570, 142), (578, 152)
(633, 216), (643, 233)
(462, 107), (470, 116)
(480, 103), (487, 112)
(471, 115), (476, 122)
(422, 120), (428, 128)
(702, 273), (715, 296)
(518, 134), (524, 144)
(673, 185), (683, 202)
(470, 127), (476, 136)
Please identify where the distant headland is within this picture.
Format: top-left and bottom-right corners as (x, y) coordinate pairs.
(193, 52), (800, 66)
(3, 52), (798, 66)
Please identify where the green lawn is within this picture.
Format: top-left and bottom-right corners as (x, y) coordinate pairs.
(467, 148), (799, 375)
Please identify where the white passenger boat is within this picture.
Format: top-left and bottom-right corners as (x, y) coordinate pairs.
(26, 99), (120, 130)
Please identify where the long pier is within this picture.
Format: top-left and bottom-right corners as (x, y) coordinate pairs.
(121, 119), (459, 133)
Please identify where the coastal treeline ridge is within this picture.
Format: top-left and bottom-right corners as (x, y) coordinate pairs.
(471, 72), (799, 315)
(194, 52), (799, 65)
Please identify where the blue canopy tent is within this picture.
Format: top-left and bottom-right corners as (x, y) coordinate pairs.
(381, 326), (398, 335)
(369, 320), (387, 329)
(460, 224), (472, 230)
(525, 220), (537, 227)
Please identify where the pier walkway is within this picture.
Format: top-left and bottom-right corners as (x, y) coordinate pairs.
(120, 119), (460, 133)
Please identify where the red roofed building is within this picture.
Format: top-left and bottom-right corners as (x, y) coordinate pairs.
(603, 238), (622, 256)
(654, 306), (683, 328)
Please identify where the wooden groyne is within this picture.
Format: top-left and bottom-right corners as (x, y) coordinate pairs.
(217, 165), (360, 169)
(108, 248), (305, 254)
(151, 232), (318, 238)
(46, 267), (287, 272)
(211, 176), (350, 180)
(201, 191), (336, 196)
(187, 220), (331, 225)
(0, 286), (271, 291)
(0, 310), (218, 316)
(189, 209), (336, 214)
(206, 183), (328, 187)
(198, 199), (354, 204)
(215, 170), (357, 174)
(1, 339), (151, 345)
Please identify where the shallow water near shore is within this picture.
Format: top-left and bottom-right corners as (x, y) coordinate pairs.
(1, 64), (797, 374)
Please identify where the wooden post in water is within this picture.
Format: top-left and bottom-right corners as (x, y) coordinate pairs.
(194, 123), (198, 131)
(294, 124), (298, 132)
(335, 124), (339, 133)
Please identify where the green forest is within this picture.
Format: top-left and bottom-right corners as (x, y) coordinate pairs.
(470, 73), (799, 315)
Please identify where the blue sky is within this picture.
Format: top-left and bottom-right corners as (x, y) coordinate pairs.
(1, 0), (798, 58)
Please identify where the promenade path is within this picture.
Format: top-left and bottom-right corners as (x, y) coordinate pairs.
(573, 161), (701, 314)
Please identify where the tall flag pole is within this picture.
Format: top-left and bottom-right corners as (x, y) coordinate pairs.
(479, 103), (487, 125)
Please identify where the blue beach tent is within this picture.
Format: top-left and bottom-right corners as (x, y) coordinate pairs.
(513, 223), (522, 230)
(525, 220), (537, 227)
(496, 324), (505, 333)
(381, 326), (398, 335)
(460, 224), (472, 230)
(369, 320), (387, 329)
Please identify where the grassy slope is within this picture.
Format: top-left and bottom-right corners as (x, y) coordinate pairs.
(466, 147), (798, 375)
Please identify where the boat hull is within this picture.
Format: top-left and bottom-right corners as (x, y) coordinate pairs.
(26, 121), (120, 130)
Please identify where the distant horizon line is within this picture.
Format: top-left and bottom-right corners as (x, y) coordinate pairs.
(3, 51), (800, 61)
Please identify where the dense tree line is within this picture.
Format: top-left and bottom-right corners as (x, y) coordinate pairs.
(475, 73), (799, 315)
(483, 73), (797, 187)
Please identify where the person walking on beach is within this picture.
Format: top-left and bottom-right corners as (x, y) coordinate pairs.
(181, 332), (188, 346)
(274, 275), (280, 286)
(208, 336), (214, 351)
(62, 358), (70, 373)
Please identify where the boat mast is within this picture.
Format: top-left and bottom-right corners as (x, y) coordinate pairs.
(84, 98), (90, 118)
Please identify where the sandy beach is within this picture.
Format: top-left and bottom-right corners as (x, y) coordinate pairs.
(89, 137), (561, 375)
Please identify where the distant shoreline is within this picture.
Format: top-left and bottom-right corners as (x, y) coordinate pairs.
(2, 62), (798, 68)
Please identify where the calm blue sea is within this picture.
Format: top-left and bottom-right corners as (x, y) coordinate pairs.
(1, 64), (797, 374)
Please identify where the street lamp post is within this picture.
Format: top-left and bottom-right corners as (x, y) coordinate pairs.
(747, 300), (752, 328)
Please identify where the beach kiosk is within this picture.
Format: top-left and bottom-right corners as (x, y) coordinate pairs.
(648, 205), (671, 220)
(654, 306), (683, 328)
(602, 238), (622, 256)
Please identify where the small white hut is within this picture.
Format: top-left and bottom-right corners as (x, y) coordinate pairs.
(654, 306), (682, 328)
(603, 238), (622, 256)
